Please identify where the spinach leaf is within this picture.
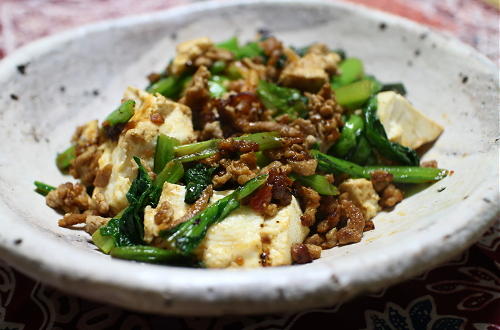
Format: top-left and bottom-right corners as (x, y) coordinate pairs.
(363, 97), (420, 166)
(216, 37), (264, 59)
(257, 80), (308, 118)
(184, 164), (216, 204)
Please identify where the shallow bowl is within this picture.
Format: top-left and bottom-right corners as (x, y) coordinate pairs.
(0, 0), (498, 315)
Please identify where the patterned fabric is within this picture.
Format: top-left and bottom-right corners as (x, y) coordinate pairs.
(0, 1), (498, 329)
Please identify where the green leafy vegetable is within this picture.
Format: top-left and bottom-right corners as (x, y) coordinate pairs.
(331, 58), (364, 88)
(331, 114), (364, 157)
(313, 151), (447, 183)
(380, 82), (407, 95)
(146, 75), (191, 99)
(172, 132), (282, 163)
(210, 60), (226, 74)
(363, 97), (419, 166)
(257, 80), (308, 118)
(161, 175), (268, 255)
(347, 135), (373, 165)
(96, 157), (183, 250)
(291, 174), (339, 196)
(34, 181), (55, 196)
(56, 145), (76, 172)
(184, 164), (216, 204)
(217, 37), (264, 59)
(334, 79), (374, 110)
(154, 135), (179, 174)
(110, 246), (184, 264)
(104, 100), (136, 126)
(208, 75), (228, 98)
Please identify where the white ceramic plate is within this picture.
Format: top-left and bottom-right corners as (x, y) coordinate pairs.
(0, 0), (498, 316)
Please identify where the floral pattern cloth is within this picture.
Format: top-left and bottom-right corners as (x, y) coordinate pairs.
(0, 0), (498, 329)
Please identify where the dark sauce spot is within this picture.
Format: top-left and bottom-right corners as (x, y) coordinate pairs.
(461, 76), (468, 84)
(17, 63), (28, 75)
(14, 238), (22, 245)
(437, 187), (446, 192)
(379, 22), (387, 30)
(170, 32), (177, 41)
(10, 94), (18, 100)
(483, 198), (491, 203)
(92, 89), (100, 96)
(419, 33), (428, 40)
(59, 86), (66, 93)
(407, 60), (413, 67)
(463, 195), (469, 200)
(414, 49), (421, 56)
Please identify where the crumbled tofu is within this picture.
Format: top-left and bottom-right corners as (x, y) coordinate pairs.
(377, 91), (444, 150)
(146, 183), (309, 268)
(93, 87), (195, 214)
(170, 37), (213, 76)
(339, 178), (381, 220)
(279, 44), (340, 92)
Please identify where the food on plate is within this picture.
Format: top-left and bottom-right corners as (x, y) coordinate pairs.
(35, 33), (447, 268)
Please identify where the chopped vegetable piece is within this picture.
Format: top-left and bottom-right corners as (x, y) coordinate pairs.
(56, 145), (76, 172)
(331, 58), (364, 88)
(257, 80), (308, 118)
(333, 48), (347, 61)
(208, 75), (228, 98)
(334, 79), (374, 110)
(184, 164), (216, 204)
(331, 114), (364, 157)
(92, 229), (116, 254)
(292, 174), (339, 196)
(313, 151), (447, 183)
(161, 175), (268, 255)
(217, 37), (264, 59)
(363, 96), (420, 166)
(97, 157), (183, 249)
(210, 60), (226, 74)
(34, 181), (55, 196)
(234, 132), (282, 151)
(146, 75), (188, 99)
(347, 135), (373, 165)
(104, 100), (135, 126)
(174, 149), (218, 163)
(110, 246), (183, 264)
(154, 135), (179, 174)
(226, 63), (243, 80)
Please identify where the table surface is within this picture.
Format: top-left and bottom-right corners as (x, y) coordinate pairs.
(0, 0), (498, 329)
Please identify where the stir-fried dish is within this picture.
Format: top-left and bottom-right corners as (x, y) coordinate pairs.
(35, 33), (447, 268)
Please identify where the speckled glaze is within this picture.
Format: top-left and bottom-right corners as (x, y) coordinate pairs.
(0, 0), (497, 316)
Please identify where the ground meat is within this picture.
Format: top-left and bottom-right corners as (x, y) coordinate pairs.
(267, 167), (293, 206)
(259, 161), (292, 176)
(370, 170), (394, 193)
(69, 145), (102, 187)
(296, 185), (321, 227)
(304, 233), (324, 246)
(363, 219), (375, 232)
(305, 244), (322, 260)
(173, 185), (213, 227)
(179, 66), (211, 128)
(421, 160), (438, 168)
(379, 184), (404, 208)
(288, 158), (317, 176)
(89, 191), (110, 216)
(58, 213), (87, 227)
(93, 164), (112, 188)
(248, 184), (276, 218)
(154, 201), (175, 228)
(217, 92), (266, 136)
(291, 243), (313, 264)
(46, 182), (91, 214)
(212, 158), (258, 187)
(261, 36), (284, 81)
(150, 112), (165, 125)
(71, 120), (101, 155)
(321, 227), (338, 249)
(193, 47), (234, 68)
(304, 84), (344, 151)
(85, 215), (110, 234)
(217, 138), (259, 156)
(336, 199), (365, 245)
(199, 121), (224, 140)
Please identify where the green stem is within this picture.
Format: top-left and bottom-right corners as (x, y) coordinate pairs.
(154, 135), (179, 174)
(34, 181), (56, 196)
(56, 145), (76, 172)
(104, 100), (135, 126)
(291, 174), (339, 195)
(110, 246), (183, 264)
